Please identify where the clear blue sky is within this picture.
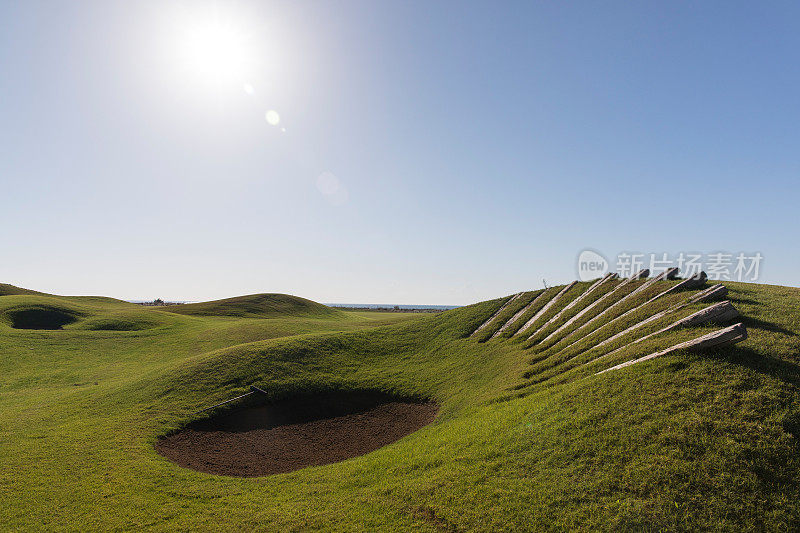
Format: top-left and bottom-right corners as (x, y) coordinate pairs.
(1, 1), (798, 304)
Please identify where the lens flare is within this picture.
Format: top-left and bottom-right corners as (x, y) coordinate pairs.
(317, 172), (349, 206)
(316, 172), (340, 195)
(265, 110), (280, 126)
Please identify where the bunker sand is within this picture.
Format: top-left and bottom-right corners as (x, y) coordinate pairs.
(157, 392), (438, 477)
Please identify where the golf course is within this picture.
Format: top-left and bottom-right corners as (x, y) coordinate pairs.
(4, 0), (800, 530)
(2, 274), (800, 530)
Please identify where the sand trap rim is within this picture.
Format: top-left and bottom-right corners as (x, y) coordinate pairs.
(159, 385), (438, 439)
(156, 388), (439, 477)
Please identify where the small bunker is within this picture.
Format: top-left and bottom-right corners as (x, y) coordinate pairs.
(7, 307), (79, 330)
(156, 391), (438, 477)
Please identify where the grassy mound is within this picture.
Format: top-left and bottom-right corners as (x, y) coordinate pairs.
(78, 312), (166, 331)
(2, 281), (800, 529)
(166, 293), (345, 319)
(0, 283), (48, 297)
(0, 293), (178, 333)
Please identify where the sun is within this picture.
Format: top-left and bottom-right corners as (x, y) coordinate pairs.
(172, 10), (255, 86)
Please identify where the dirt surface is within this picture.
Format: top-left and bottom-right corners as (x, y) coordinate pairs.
(156, 392), (438, 477)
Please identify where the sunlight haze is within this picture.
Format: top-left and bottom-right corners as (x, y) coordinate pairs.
(1, 1), (798, 304)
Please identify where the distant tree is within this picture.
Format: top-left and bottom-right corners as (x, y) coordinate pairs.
(153, 298), (164, 305)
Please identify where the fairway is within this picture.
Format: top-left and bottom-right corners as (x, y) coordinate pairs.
(2, 278), (800, 530)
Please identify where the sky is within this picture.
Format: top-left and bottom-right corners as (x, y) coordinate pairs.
(1, 1), (798, 305)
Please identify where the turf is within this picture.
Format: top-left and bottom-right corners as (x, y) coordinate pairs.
(0, 283), (49, 297)
(166, 293), (346, 319)
(1, 281), (800, 530)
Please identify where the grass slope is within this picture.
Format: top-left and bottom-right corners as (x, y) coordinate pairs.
(167, 293), (345, 319)
(1, 281), (800, 530)
(0, 283), (48, 297)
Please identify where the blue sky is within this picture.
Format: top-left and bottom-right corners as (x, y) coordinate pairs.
(1, 1), (798, 304)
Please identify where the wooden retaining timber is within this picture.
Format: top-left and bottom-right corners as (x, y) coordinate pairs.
(515, 281), (578, 337)
(491, 290), (549, 339)
(593, 284), (729, 351)
(544, 285), (728, 372)
(596, 322), (748, 375)
(470, 292), (524, 338)
(586, 300), (740, 368)
(544, 268), (679, 348)
(535, 269), (649, 346)
(645, 300), (739, 337)
(472, 264), (745, 384)
(524, 273), (618, 342)
(655, 271), (707, 298)
(692, 283), (728, 302)
(556, 270), (708, 353)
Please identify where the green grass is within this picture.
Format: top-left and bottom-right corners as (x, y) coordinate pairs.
(167, 293), (346, 319)
(1, 281), (800, 530)
(0, 283), (48, 297)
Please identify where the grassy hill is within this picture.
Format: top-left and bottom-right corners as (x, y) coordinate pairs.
(0, 283), (48, 297)
(166, 293), (346, 319)
(1, 280), (800, 530)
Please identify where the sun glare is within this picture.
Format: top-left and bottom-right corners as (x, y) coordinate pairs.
(160, 6), (287, 128)
(173, 12), (255, 86)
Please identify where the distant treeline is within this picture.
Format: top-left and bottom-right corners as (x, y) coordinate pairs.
(135, 299), (185, 307)
(329, 305), (445, 313)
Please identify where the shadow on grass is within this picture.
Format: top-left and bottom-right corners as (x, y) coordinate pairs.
(729, 297), (762, 307)
(709, 345), (800, 388)
(740, 316), (797, 337)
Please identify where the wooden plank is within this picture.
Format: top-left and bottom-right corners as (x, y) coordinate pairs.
(568, 285), (730, 370)
(548, 268), (678, 349)
(594, 291), (733, 352)
(524, 273), (617, 342)
(558, 270), (707, 352)
(526, 284), (733, 377)
(515, 281), (578, 337)
(656, 271), (707, 298)
(491, 290), (549, 339)
(589, 300), (739, 367)
(652, 300), (739, 334)
(470, 292), (524, 338)
(692, 283), (728, 302)
(536, 269), (649, 346)
(596, 323), (747, 374)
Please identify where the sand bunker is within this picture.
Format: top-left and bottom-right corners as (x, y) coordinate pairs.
(7, 307), (78, 329)
(156, 391), (438, 477)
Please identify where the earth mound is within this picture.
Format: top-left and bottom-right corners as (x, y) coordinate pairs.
(0, 283), (47, 297)
(156, 391), (438, 477)
(165, 293), (344, 319)
(79, 314), (162, 331)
